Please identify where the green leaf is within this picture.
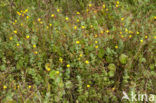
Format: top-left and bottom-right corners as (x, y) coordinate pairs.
(149, 64), (155, 71)
(98, 48), (105, 59)
(106, 56), (113, 63)
(49, 70), (56, 79)
(139, 57), (146, 63)
(104, 77), (108, 81)
(65, 81), (73, 89)
(88, 45), (94, 52)
(0, 64), (6, 71)
(108, 71), (115, 78)
(108, 63), (116, 72)
(119, 54), (128, 64)
(106, 47), (112, 55)
(119, 39), (124, 49)
(16, 59), (24, 70)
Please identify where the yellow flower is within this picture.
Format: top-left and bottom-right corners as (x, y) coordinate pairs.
(117, 1), (119, 5)
(74, 26), (77, 30)
(49, 24), (52, 27)
(16, 43), (20, 46)
(67, 64), (70, 68)
(86, 9), (89, 12)
(26, 16), (29, 19)
(90, 25), (93, 28)
(129, 31), (133, 34)
(26, 35), (30, 39)
(9, 37), (13, 40)
(154, 16), (156, 20)
(120, 32), (122, 34)
(85, 60), (89, 64)
(13, 30), (17, 34)
(46, 67), (51, 71)
(137, 31), (139, 34)
(115, 45), (118, 49)
(77, 19), (80, 22)
(125, 28), (128, 32)
(33, 44), (36, 48)
(121, 18), (124, 21)
(94, 34), (98, 38)
(59, 57), (63, 63)
(81, 26), (85, 29)
(21, 23), (23, 26)
(51, 14), (55, 18)
(112, 87), (115, 91)
(76, 41), (80, 44)
(14, 20), (17, 23)
(100, 30), (104, 34)
(116, 5), (118, 7)
(129, 35), (132, 38)
(76, 12), (80, 15)
(3, 85), (7, 89)
(87, 85), (90, 88)
(154, 36), (156, 39)
(140, 40), (143, 43)
(34, 51), (38, 54)
(57, 9), (60, 12)
(79, 54), (83, 57)
(106, 9), (108, 11)
(95, 41), (98, 44)
(121, 35), (124, 38)
(46, 26), (49, 29)
(95, 45), (98, 48)
(38, 18), (41, 22)
(40, 21), (43, 24)
(103, 4), (105, 8)
(17, 11), (21, 16)
(56, 71), (60, 74)
(28, 85), (31, 88)
(24, 9), (28, 13)
(22, 14), (24, 16)
(89, 4), (92, 7)
(145, 36), (148, 39)
(106, 30), (109, 33)
(65, 17), (69, 21)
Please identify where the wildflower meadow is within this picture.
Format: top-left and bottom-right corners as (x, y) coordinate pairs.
(0, 0), (156, 103)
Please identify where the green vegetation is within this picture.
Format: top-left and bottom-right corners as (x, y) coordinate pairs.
(0, 0), (156, 102)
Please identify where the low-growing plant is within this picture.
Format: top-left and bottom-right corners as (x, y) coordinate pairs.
(0, 0), (155, 103)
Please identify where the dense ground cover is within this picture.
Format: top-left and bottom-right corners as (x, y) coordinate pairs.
(0, 0), (156, 102)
